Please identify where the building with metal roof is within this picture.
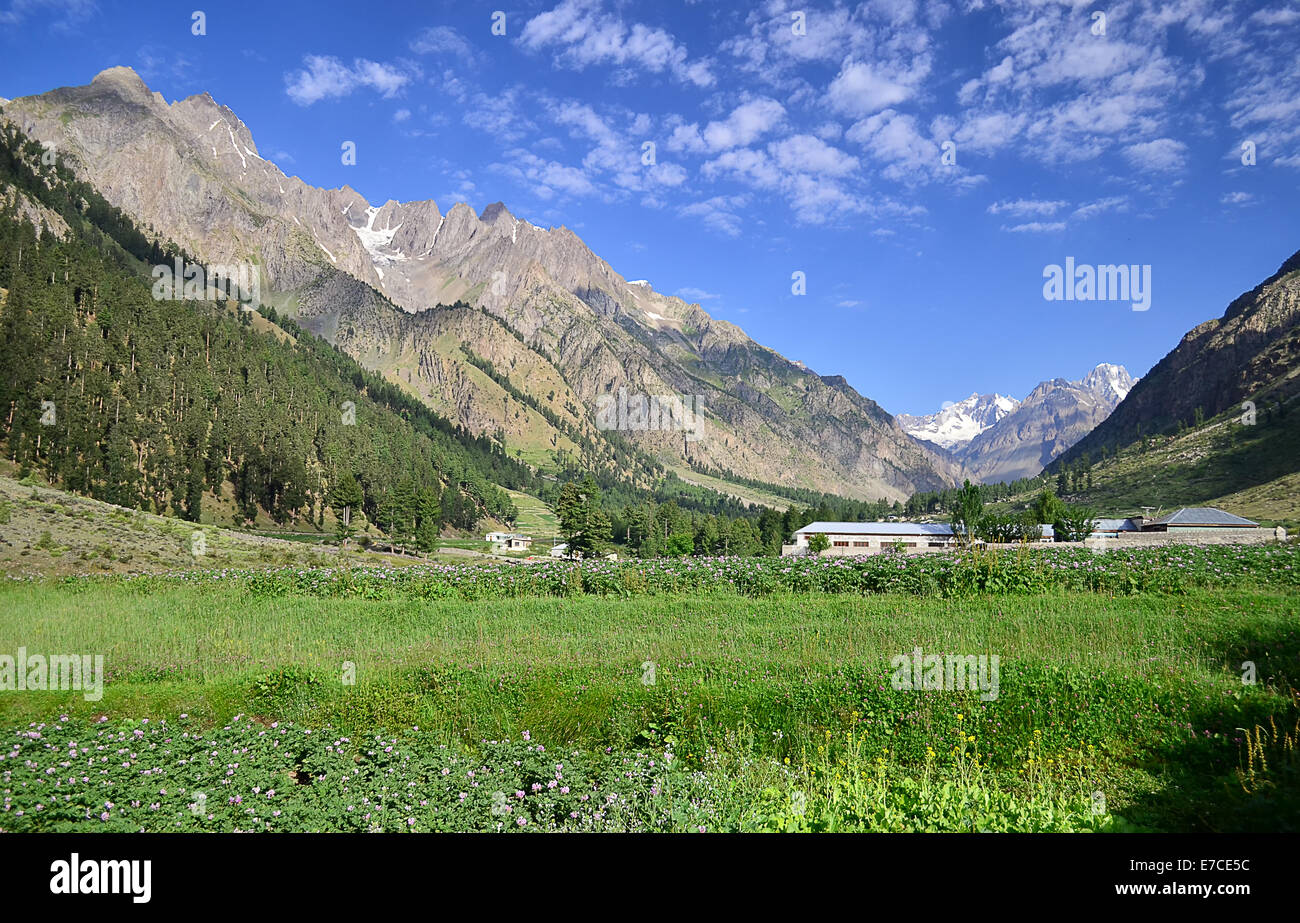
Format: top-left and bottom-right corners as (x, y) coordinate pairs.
(1141, 508), (1258, 531)
(784, 521), (955, 556)
(1091, 518), (1142, 536)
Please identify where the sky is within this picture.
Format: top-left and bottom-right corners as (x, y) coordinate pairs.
(1, 0), (1297, 417)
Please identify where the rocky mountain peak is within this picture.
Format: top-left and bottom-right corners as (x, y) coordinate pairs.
(479, 201), (514, 226)
(91, 66), (148, 92)
(86, 66), (162, 110)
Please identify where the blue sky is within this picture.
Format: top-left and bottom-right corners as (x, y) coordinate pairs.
(1, 0), (1297, 416)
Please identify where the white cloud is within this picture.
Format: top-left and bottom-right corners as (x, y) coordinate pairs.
(676, 286), (720, 301)
(828, 61), (916, 117)
(1122, 137), (1188, 172)
(1220, 191), (1254, 205)
(521, 0), (714, 87)
(1250, 7), (1300, 26)
(678, 196), (748, 236)
(953, 112), (1026, 155)
(784, 173), (866, 224)
(701, 148), (782, 188)
(285, 56), (413, 105)
(0, 0), (95, 28)
(987, 198), (1067, 217)
(410, 26), (476, 59)
(463, 87), (535, 143)
(1000, 221), (1065, 233)
(668, 97), (785, 153)
(495, 150), (598, 200)
(546, 100), (687, 194)
(1071, 196), (1129, 220)
(846, 109), (981, 187)
(768, 135), (858, 177)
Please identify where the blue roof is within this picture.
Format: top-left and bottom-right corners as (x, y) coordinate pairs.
(794, 521), (954, 536)
(1093, 518), (1140, 531)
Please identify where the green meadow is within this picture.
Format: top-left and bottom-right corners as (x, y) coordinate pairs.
(1, 576), (1296, 832)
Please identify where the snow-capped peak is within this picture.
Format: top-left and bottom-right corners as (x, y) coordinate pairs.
(1082, 362), (1135, 403)
(897, 392), (1021, 450)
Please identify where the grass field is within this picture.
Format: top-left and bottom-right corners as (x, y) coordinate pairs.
(2, 574), (1296, 832)
(504, 489), (559, 542)
(670, 466), (796, 511)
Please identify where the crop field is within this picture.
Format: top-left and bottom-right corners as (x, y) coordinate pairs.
(1, 546), (1297, 832)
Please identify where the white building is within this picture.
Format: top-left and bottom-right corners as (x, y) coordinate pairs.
(783, 521), (955, 556)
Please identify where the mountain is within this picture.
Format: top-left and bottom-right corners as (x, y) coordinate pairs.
(0, 121), (529, 538)
(1041, 248), (1300, 522)
(955, 364), (1134, 484)
(0, 67), (958, 502)
(1061, 249), (1300, 463)
(899, 364), (1134, 484)
(897, 393), (1020, 451)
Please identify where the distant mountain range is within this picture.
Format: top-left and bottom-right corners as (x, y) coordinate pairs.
(897, 393), (1020, 451)
(0, 67), (958, 503)
(901, 364), (1136, 485)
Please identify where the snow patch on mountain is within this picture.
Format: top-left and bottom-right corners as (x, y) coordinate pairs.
(898, 393), (1020, 450)
(350, 205), (405, 266)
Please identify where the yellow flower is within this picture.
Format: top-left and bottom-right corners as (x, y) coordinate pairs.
(956, 714), (964, 721)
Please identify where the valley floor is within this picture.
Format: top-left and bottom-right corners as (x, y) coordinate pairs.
(2, 580), (1296, 832)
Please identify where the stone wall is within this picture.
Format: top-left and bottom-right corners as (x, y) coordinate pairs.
(986, 529), (1276, 552)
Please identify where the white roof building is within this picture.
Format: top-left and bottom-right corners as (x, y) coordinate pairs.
(784, 521), (955, 556)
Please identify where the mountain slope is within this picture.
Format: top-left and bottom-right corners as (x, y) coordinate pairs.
(1042, 248), (1300, 523)
(1062, 249), (1300, 463)
(0, 67), (957, 502)
(0, 121), (527, 536)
